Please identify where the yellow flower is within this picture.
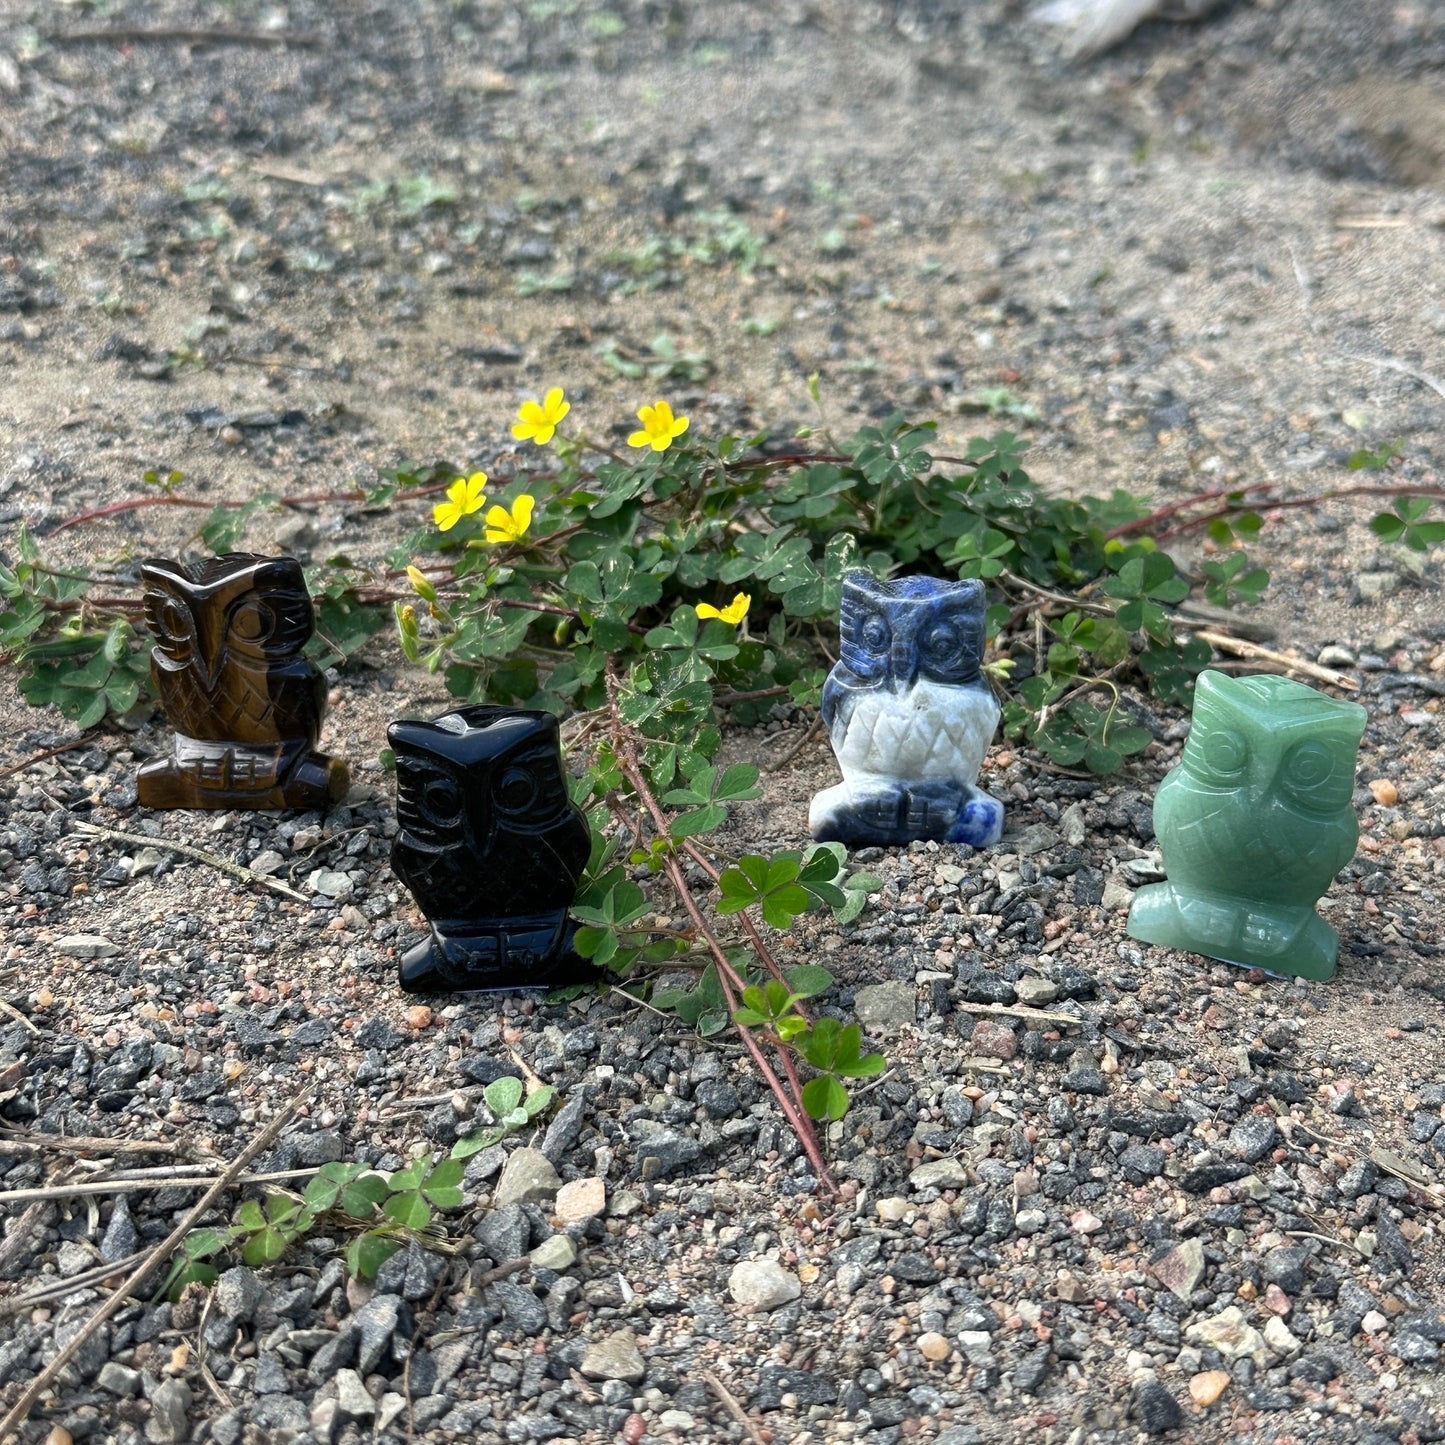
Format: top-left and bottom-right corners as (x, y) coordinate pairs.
(695, 592), (750, 626)
(628, 399), (690, 452)
(433, 472), (487, 532)
(484, 494), (535, 545)
(511, 387), (571, 446)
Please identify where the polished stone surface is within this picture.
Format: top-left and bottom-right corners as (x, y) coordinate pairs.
(1128, 670), (1367, 980)
(810, 571), (1003, 848)
(389, 705), (597, 992)
(137, 553), (347, 811)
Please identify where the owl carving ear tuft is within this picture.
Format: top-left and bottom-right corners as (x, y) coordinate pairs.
(812, 570), (1003, 850)
(136, 552), (347, 811)
(388, 705), (601, 994)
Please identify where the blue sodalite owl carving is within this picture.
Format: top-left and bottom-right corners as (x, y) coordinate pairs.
(809, 571), (1004, 848)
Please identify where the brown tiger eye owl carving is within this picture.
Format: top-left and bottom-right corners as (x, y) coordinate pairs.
(137, 553), (348, 810)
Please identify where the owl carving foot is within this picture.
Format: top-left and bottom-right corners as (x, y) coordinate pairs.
(1127, 882), (1340, 981)
(809, 778), (1004, 849)
(400, 913), (605, 994)
(138, 739), (348, 811)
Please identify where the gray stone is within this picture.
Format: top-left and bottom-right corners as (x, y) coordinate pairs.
(1150, 1238), (1205, 1300)
(1120, 1144), (1166, 1182)
(100, 1196), (139, 1262)
(1261, 1246), (1309, 1296)
(580, 1328), (647, 1383)
(353, 1293), (401, 1375)
(1014, 823), (1060, 856)
(98, 1361), (141, 1395)
(493, 1146), (562, 1206)
(530, 1234), (577, 1271)
(540, 1090), (587, 1162)
(213, 1266), (264, 1322)
(477, 1202), (531, 1263)
(334, 1368), (376, 1419)
(57, 1241), (91, 1277)
(1132, 1378), (1182, 1435)
(373, 1238), (444, 1301)
(54, 1319), (110, 1384)
(1015, 975), (1059, 1005)
(248, 850), (286, 876)
(1101, 874), (1135, 911)
(1355, 572), (1400, 602)
(146, 1379), (192, 1443)
(909, 1157), (969, 1191)
(633, 1123), (701, 1179)
(1228, 1113), (1278, 1163)
(1317, 645), (1355, 668)
(728, 1258), (802, 1310)
(491, 1279), (547, 1332)
(291, 1128), (345, 1167)
(309, 868), (353, 898)
(253, 1354), (288, 1394)
(55, 934), (119, 959)
(853, 980), (915, 1032)
(1059, 803), (1087, 848)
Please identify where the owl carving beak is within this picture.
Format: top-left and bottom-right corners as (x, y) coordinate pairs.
(891, 641), (918, 689)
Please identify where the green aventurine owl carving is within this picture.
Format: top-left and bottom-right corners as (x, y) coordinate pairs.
(1128, 671), (1367, 981)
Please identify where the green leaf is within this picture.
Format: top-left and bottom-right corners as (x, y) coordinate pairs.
(347, 1232), (401, 1281)
(801, 1075), (850, 1121)
(242, 1226), (289, 1266)
(423, 1157), (465, 1208)
(167, 1262), (219, 1299)
(183, 1228), (233, 1261)
(238, 1199), (266, 1232)
(383, 1191), (432, 1230)
(340, 1175), (390, 1217)
(484, 1077), (524, 1119)
(784, 964), (834, 998)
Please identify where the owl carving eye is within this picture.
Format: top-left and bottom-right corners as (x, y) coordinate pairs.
(1194, 727), (1248, 783)
(495, 766), (539, 816)
(860, 612), (891, 652)
(1281, 740), (1346, 810)
(395, 760), (466, 842)
(423, 776), (463, 826)
(226, 588), (312, 659)
(229, 599), (276, 644)
(151, 595), (195, 660)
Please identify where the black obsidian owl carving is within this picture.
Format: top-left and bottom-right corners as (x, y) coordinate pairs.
(138, 554), (348, 811)
(388, 706), (597, 992)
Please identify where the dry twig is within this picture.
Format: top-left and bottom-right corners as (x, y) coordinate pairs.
(44, 26), (320, 47)
(0, 1165), (323, 1205)
(1191, 630), (1358, 691)
(951, 999), (1084, 1027)
(700, 1369), (767, 1445)
(0, 1090), (308, 1441)
(0, 734), (95, 781)
(72, 822), (309, 902)
(0, 1130), (177, 1158)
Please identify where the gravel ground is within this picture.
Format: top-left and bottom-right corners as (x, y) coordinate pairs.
(1, 1), (1444, 1443)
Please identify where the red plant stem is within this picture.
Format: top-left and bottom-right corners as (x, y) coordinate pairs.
(1154, 482), (1445, 543)
(1109, 479), (1445, 543)
(604, 663), (833, 1190)
(657, 848), (834, 1192)
(1104, 480), (1275, 540)
(47, 478), (459, 535)
(681, 841), (799, 1000)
